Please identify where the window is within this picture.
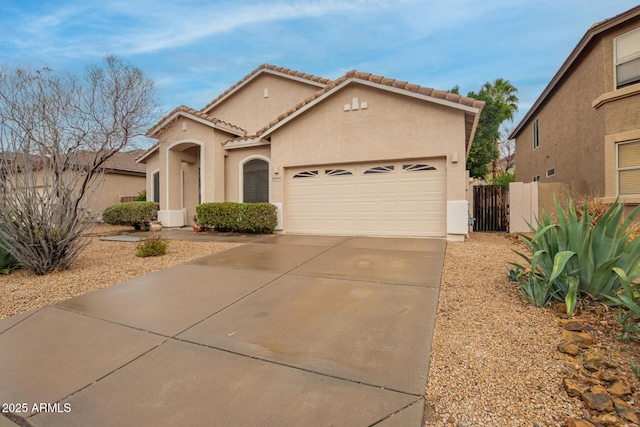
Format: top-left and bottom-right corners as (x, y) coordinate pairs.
(533, 119), (539, 149)
(546, 168), (555, 177)
(325, 169), (353, 176)
(617, 140), (640, 195)
(363, 165), (394, 175)
(152, 171), (160, 203)
(403, 164), (437, 171)
(243, 159), (269, 203)
(533, 175), (541, 182)
(293, 170), (318, 178)
(615, 28), (640, 89)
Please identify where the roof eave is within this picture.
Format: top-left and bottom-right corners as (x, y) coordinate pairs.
(136, 144), (159, 163)
(146, 110), (245, 139)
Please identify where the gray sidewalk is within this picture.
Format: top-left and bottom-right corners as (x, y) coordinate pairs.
(0, 234), (445, 427)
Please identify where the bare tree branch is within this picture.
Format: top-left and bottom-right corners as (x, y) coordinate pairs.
(0, 57), (158, 275)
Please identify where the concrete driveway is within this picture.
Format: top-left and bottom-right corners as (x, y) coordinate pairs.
(0, 234), (445, 427)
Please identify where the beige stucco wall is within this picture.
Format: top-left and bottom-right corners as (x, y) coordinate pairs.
(206, 74), (323, 134)
(267, 83), (469, 228)
(95, 173), (145, 214)
(144, 116), (239, 226)
(224, 145), (271, 202)
(514, 39), (606, 194)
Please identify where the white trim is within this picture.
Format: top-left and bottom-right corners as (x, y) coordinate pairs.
(150, 168), (160, 202)
(238, 154), (270, 202)
(616, 139), (640, 196)
(166, 140), (205, 210)
(260, 78), (481, 138)
(202, 69), (326, 114)
(223, 138), (271, 150)
(614, 27), (640, 89)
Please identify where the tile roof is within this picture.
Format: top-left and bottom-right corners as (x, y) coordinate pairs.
(255, 70), (484, 138)
(200, 64), (331, 113)
(146, 105), (247, 138)
(103, 150), (146, 174)
(1, 150), (146, 175)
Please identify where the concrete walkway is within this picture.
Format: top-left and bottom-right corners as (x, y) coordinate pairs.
(0, 234), (445, 427)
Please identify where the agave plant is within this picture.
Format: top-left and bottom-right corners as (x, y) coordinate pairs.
(510, 197), (640, 314)
(509, 249), (577, 307)
(0, 241), (20, 274)
(607, 268), (640, 342)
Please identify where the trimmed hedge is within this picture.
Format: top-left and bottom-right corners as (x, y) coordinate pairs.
(101, 201), (159, 230)
(196, 202), (277, 234)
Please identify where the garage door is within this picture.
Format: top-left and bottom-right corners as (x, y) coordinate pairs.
(286, 159), (446, 237)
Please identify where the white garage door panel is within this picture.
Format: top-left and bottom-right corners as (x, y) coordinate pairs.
(287, 159), (446, 237)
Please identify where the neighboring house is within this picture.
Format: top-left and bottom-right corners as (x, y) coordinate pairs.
(93, 150), (146, 214)
(510, 5), (640, 208)
(137, 65), (484, 240)
(0, 150), (146, 216)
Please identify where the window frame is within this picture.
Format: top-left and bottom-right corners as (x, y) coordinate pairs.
(533, 119), (540, 150)
(239, 156), (270, 203)
(614, 27), (640, 90)
(152, 171), (160, 203)
(616, 140), (640, 196)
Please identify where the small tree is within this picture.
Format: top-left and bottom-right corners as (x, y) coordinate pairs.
(0, 57), (158, 275)
(466, 79), (519, 179)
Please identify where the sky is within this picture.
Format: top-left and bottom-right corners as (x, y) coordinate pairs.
(1, 0), (638, 142)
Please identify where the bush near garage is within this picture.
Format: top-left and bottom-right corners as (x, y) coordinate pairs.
(101, 202), (159, 231)
(196, 202), (277, 234)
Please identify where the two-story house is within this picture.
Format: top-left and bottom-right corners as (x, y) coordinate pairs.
(510, 5), (640, 210)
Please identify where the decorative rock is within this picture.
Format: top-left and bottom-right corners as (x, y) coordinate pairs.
(619, 409), (640, 425)
(583, 350), (604, 365)
(559, 341), (581, 356)
(563, 322), (586, 331)
(598, 370), (617, 382)
(582, 386), (614, 412)
(607, 382), (632, 397)
(583, 364), (600, 373)
(566, 418), (597, 427)
(613, 398), (633, 409)
(564, 378), (591, 397)
(595, 413), (621, 426)
(562, 329), (594, 345)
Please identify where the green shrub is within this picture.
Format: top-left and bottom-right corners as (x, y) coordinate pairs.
(490, 172), (516, 185)
(134, 190), (147, 202)
(0, 242), (20, 274)
(102, 201), (159, 231)
(196, 202), (277, 234)
(607, 268), (640, 342)
(509, 198), (640, 314)
(135, 236), (167, 257)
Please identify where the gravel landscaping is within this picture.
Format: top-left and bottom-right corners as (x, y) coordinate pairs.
(425, 233), (639, 426)
(0, 227), (241, 320)
(1, 229), (638, 426)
